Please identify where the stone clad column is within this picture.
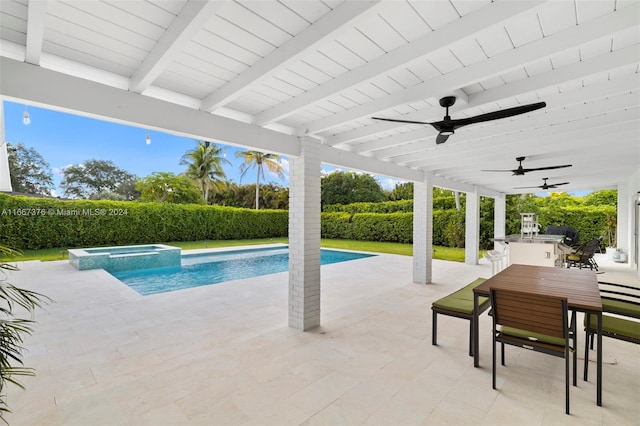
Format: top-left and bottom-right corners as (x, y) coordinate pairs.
(288, 137), (321, 331)
(413, 173), (433, 284)
(465, 187), (480, 265)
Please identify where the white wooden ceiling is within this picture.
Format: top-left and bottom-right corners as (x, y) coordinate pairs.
(1, 0), (639, 195)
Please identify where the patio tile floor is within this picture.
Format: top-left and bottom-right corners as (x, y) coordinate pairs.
(5, 251), (639, 425)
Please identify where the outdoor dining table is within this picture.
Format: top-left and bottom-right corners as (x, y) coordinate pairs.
(472, 264), (603, 406)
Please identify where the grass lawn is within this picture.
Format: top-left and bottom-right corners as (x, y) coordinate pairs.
(11, 238), (475, 263)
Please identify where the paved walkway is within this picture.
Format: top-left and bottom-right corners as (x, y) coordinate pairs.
(5, 250), (639, 425)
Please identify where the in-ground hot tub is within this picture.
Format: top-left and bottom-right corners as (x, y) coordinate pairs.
(69, 244), (181, 272)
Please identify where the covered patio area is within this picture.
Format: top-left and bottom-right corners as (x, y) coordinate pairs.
(6, 252), (639, 425)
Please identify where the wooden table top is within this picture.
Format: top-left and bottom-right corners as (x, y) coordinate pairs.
(474, 264), (602, 312)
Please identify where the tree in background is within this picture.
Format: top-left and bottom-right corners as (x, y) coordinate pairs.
(6, 142), (54, 196)
(236, 150), (284, 210)
(60, 159), (135, 199)
(388, 182), (413, 200)
(583, 189), (617, 207)
(212, 182), (289, 210)
(136, 172), (204, 204)
(321, 171), (385, 207)
(180, 141), (230, 204)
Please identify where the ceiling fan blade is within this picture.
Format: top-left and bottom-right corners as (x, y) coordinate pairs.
(481, 169), (516, 172)
(522, 164), (572, 173)
(448, 102), (547, 128)
(549, 182), (570, 187)
(371, 117), (431, 125)
(435, 133), (450, 144)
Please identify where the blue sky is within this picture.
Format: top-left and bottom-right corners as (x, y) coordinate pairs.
(3, 100), (401, 197)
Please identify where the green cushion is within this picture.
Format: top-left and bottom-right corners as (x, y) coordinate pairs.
(585, 314), (640, 340)
(433, 295), (489, 315)
(602, 298), (640, 318)
(500, 326), (566, 347)
(432, 278), (489, 315)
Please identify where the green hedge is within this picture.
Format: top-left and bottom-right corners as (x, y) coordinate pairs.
(1, 192), (618, 251)
(0, 194), (288, 249)
(320, 209), (460, 245)
(323, 196), (457, 213)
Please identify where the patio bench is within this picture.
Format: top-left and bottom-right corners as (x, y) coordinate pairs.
(585, 281), (640, 347)
(432, 278), (491, 356)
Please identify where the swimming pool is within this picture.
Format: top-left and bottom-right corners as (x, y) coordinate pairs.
(110, 246), (375, 295)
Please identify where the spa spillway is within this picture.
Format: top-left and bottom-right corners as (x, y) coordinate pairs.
(69, 244), (181, 272)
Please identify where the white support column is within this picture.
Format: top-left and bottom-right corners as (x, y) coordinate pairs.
(288, 137), (321, 331)
(413, 173), (433, 284)
(494, 194), (506, 251)
(465, 187), (480, 265)
(0, 101), (12, 192)
(617, 182), (629, 263)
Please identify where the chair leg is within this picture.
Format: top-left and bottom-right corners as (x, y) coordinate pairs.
(468, 319), (473, 356)
(571, 311), (577, 386)
(492, 334), (497, 390)
(501, 342), (505, 366)
(432, 311), (437, 346)
(566, 345), (570, 415)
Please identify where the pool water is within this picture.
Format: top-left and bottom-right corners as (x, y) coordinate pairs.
(111, 246), (375, 295)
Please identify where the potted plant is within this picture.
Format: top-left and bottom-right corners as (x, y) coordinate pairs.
(0, 245), (50, 419)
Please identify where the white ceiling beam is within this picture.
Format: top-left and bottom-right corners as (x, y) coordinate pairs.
(326, 45), (640, 146)
(254, 0), (545, 126)
(300, 3), (640, 135)
(0, 57), (299, 156)
(25, 0), (47, 65)
(469, 45), (640, 107)
(129, 0), (226, 93)
(200, 0), (382, 112)
(320, 143), (498, 196)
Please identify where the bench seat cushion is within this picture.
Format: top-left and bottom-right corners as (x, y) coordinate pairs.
(585, 314), (640, 341)
(432, 278), (489, 315)
(602, 298), (640, 318)
(433, 295), (489, 315)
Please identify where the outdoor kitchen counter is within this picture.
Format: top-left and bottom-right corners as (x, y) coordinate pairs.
(495, 234), (572, 267)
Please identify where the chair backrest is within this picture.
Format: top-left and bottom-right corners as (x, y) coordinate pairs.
(580, 238), (602, 257)
(491, 288), (568, 340)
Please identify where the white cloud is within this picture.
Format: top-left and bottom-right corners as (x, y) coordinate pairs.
(380, 177), (401, 191)
(52, 164), (74, 176)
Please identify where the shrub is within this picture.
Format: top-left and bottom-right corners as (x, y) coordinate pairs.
(0, 194), (288, 250)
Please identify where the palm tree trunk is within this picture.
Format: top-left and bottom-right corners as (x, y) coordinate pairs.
(255, 171), (260, 209)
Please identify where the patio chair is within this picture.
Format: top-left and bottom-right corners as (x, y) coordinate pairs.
(490, 288), (576, 415)
(566, 237), (602, 270)
(585, 281), (640, 348)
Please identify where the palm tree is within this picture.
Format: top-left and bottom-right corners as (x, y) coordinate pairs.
(0, 245), (49, 417)
(180, 141), (230, 203)
(236, 150), (284, 209)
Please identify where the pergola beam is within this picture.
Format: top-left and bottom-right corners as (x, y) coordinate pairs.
(200, 1), (382, 112)
(25, 0), (47, 65)
(327, 45), (640, 146)
(129, 0), (226, 93)
(254, 1), (544, 126)
(300, 4), (639, 135)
